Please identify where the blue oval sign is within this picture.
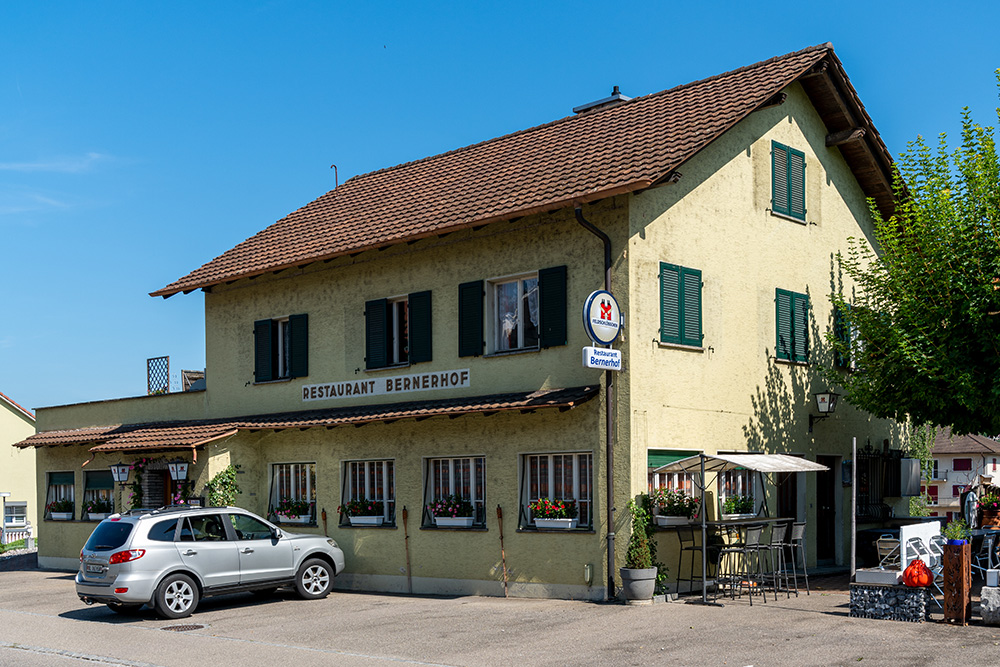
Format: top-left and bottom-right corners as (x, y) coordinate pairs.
(583, 290), (621, 345)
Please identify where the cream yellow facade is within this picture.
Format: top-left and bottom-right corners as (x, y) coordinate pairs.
(2, 393), (37, 532)
(29, 64), (901, 599)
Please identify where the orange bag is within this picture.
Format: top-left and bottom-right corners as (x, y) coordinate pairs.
(903, 558), (932, 587)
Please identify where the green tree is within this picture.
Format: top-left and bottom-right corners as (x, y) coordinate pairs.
(831, 71), (1000, 435)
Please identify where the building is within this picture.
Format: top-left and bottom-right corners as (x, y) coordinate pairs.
(925, 430), (1000, 521)
(1, 391), (37, 533)
(17, 43), (902, 599)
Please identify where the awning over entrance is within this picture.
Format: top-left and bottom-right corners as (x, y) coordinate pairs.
(653, 453), (829, 474)
(15, 385), (599, 454)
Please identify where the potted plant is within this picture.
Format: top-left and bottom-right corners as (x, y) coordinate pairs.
(46, 499), (74, 520)
(943, 518), (971, 545)
(978, 486), (1000, 528)
(721, 494), (755, 519)
(275, 498), (313, 524)
(651, 487), (700, 526)
(83, 497), (113, 520)
(427, 495), (475, 528)
(529, 498), (578, 530)
(619, 500), (657, 603)
(338, 498), (384, 526)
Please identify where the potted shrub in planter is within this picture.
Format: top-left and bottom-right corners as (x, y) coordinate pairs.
(651, 487), (700, 526)
(338, 498), (384, 526)
(529, 498), (578, 530)
(943, 517), (971, 546)
(427, 495), (475, 528)
(83, 497), (113, 521)
(978, 487), (1000, 528)
(46, 499), (74, 521)
(721, 494), (755, 519)
(275, 498), (313, 524)
(619, 500), (657, 603)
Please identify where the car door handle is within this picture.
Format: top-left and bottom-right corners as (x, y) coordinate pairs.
(242, 548), (254, 554)
(183, 549), (197, 556)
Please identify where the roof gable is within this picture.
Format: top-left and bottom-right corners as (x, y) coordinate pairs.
(153, 43), (892, 298)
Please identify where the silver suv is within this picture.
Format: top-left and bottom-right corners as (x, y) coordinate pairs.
(76, 505), (346, 619)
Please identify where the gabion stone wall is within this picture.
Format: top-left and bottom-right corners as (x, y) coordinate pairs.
(849, 583), (930, 622)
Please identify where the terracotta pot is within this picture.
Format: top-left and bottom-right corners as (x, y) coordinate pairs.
(981, 510), (1000, 528)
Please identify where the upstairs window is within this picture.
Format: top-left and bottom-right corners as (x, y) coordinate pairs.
(953, 458), (973, 472)
(775, 288), (809, 363)
(254, 314), (308, 382)
(659, 263), (702, 347)
(772, 141), (806, 221)
(365, 291), (432, 369)
(493, 274), (539, 352)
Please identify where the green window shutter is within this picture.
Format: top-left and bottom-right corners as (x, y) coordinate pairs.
(775, 289), (792, 361)
(408, 291), (433, 363)
(365, 299), (388, 370)
(792, 292), (810, 362)
(538, 265), (567, 348)
(253, 319), (275, 382)
(85, 470), (114, 490)
(49, 472), (74, 486)
(288, 313), (309, 378)
(788, 147), (806, 220)
(772, 141), (789, 216)
(458, 280), (484, 357)
(660, 263), (681, 344)
(833, 305), (849, 368)
(680, 267), (702, 347)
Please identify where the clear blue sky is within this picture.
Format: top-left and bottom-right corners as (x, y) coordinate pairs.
(2, 1), (997, 413)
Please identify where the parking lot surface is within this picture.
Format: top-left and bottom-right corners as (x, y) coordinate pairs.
(1, 566), (1000, 666)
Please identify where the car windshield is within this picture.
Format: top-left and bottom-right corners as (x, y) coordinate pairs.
(83, 522), (134, 551)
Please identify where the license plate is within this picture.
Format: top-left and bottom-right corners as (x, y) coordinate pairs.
(86, 564), (104, 574)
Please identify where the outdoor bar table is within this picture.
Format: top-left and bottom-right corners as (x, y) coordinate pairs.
(705, 517), (794, 601)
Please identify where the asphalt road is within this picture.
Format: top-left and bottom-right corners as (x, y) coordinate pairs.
(1, 568), (1000, 666)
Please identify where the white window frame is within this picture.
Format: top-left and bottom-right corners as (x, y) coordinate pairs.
(719, 469), (758, 514)
(423, 456), (486, 527)
(269, 462), (316, 522)
(521, 452), (593, 529)
(83, 470), (115, 512)
(648, 470), (696, 496)
(45, 472), (75, 519)
(276, 317), (292, 379)
(3, 502), (27, 527)
(488, 272), (539, 353)
(342, 459), (396, 524)
(388, 296), (409, 366)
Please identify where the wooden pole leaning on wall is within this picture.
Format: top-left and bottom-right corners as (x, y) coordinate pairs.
(402, 506), (413, 594)
(497, 505), (508, 597)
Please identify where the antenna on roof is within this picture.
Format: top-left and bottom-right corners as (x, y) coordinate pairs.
(330, 164), (338, 189)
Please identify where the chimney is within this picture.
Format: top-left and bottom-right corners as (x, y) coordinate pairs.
(572, 85), (632, 114)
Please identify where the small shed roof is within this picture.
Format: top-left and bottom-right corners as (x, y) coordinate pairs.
(653, 453), (829, 474)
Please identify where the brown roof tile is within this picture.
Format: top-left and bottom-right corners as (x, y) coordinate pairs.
(931, 429), (1000, 456)
(153, 45), (851, 298)
(15, 386), (598, 453)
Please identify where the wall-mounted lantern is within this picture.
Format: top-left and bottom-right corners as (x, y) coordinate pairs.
(809, 390), (840, 433)
(167, 459), (190, 482)
(109, 462), (131, 484)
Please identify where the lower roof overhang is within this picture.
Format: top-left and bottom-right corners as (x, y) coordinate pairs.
(14, 385), (599, 455)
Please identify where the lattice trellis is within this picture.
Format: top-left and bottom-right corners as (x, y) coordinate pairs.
(147, 356), (169, 395)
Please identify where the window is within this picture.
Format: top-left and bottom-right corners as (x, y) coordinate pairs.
(228, 513), (274, 540)
(84, 470), (115, 514)
(647, 450), (698, 495)
(775, 289), (809, 363)
(459, 265), (567, 356)
(342, 459), (396, 526)
(953, 485), (964, 497)
(720, 469), (758, 515)
(521, 452), (592, 529)
(268, 462), (316, 523)
(659, 263), (702, 347)
(3, 502), (27, 527)
(45, 471), (74, 519)
(953, 458), (973, 472)
(771, 140), (806, 221)
(931, 459), (940, 479)
(147, 519), (179, 541)
(179, 514), (229, 541)
(424, 456), (486, 527)
(254, 313), (308, 382)
(926, 486), (939, 505)
(365, 292), (432, 369)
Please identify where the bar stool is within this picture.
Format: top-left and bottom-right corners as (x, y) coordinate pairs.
(714, 524), (746, 601)
(785, 521), (810, 596)
(761, 521), (791, 600)
(676, 524), (703, 595)
(733, 524), (767, 605)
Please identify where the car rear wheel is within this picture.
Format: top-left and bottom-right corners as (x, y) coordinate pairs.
(106, 602), (144, 614)
(154, 573), (200, 619)
(295, 558), (333, 599)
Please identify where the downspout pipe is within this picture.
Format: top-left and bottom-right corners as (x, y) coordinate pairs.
(575, 205), (615, 600)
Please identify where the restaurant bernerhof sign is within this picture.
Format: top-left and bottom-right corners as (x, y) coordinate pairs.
(302, 369), (470, 402)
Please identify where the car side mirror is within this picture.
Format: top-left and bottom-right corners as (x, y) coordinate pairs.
(271, 527), (282, 540)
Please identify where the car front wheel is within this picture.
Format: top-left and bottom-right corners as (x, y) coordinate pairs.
(295, 558), (333, 599)
(154, 573), (200, 619)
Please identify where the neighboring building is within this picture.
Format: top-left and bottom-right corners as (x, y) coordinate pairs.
(1, 391), (37, 532)
(925, 430), (1000, 521)
(17, 43), (902, 599)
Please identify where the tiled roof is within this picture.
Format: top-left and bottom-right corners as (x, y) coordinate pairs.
(15, 385), (598, 453)
(931, 429), (1000, 455)
(0, 391), (34, 421)
(153, 44), (882, 298)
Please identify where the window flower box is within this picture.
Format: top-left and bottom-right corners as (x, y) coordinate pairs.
(349, 515), (384, 527)
(534, 518), (578, 530)
(435, 516), (474, 528)
(279, 514), (312, 525)
(654, 515), (694, 527)
(50, 512), (73, 521)
(87, 513), (110, 521)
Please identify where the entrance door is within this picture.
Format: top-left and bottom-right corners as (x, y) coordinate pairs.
(816, 456), (838, 564)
